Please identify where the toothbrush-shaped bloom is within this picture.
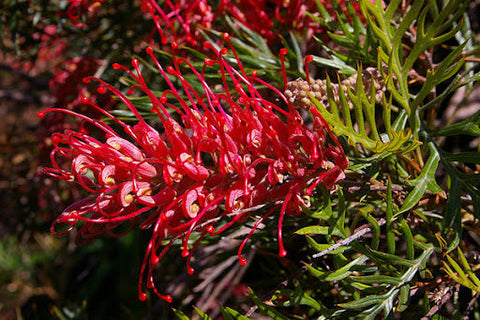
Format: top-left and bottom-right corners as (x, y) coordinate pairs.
(38, 36), (347, 302)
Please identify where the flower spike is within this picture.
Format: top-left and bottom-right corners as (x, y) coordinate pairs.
(41, 38), (347, 302)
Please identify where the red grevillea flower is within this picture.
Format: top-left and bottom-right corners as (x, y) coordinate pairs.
(38, 36), (348, 302)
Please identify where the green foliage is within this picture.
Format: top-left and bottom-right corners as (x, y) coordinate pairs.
(309, 0), (478, 230)
(443, 247), (480, 293)
(272, 180), (431, 318)
(337, 247), (434, 319)
(263, 0), (480, 318)
(399, 141), (443, 214)
(309, 71), (422, 155)
(311, 0), (377, 70)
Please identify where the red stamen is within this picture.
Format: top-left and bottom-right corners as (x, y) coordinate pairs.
(305, 55), (314, 89)
(223, 32), (247, 78)
(186, 230), (207, 275)
(280, 48), (288, 90)
(238, 207), (276, 266)
(278, 189), (296, 257)
(203, 41), (218, 55)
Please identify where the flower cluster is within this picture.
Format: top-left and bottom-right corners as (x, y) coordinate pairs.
(38, 36), (348, 302)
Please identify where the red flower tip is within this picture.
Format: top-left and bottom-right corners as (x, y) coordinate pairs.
(131, 59), (140, 68)
(280, 48), (288, 56)
(239, 257), (247, 266)
(82, 77), (91, 84)
(220, 48), (228, 55)
(171, 41), (178, 49)
(146, 47), (154, 55)
(164, 295), (173, 303)
(279, 248), (287, 257)
(251, 70), (257, 77)
(222, 32), (230, 40)
(80, 96), (89, 104)
(206, 225), (215, 234)
(97, 86), (106, 94)
(112, 63), (121, 70)
(36, 111), (46, 119)
(187, 267), (194, 275)
(139, 292), (147, 301)
(127, 88), (135, 95)
(203, 41), (218, 53)
(304, 56), (314, 87)
(166, 66), (176, 75)
(181, 249), (190, 258)
(305, 184), (315, 196)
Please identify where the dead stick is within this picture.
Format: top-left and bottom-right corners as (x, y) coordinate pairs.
(313, 218), (386, 259)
